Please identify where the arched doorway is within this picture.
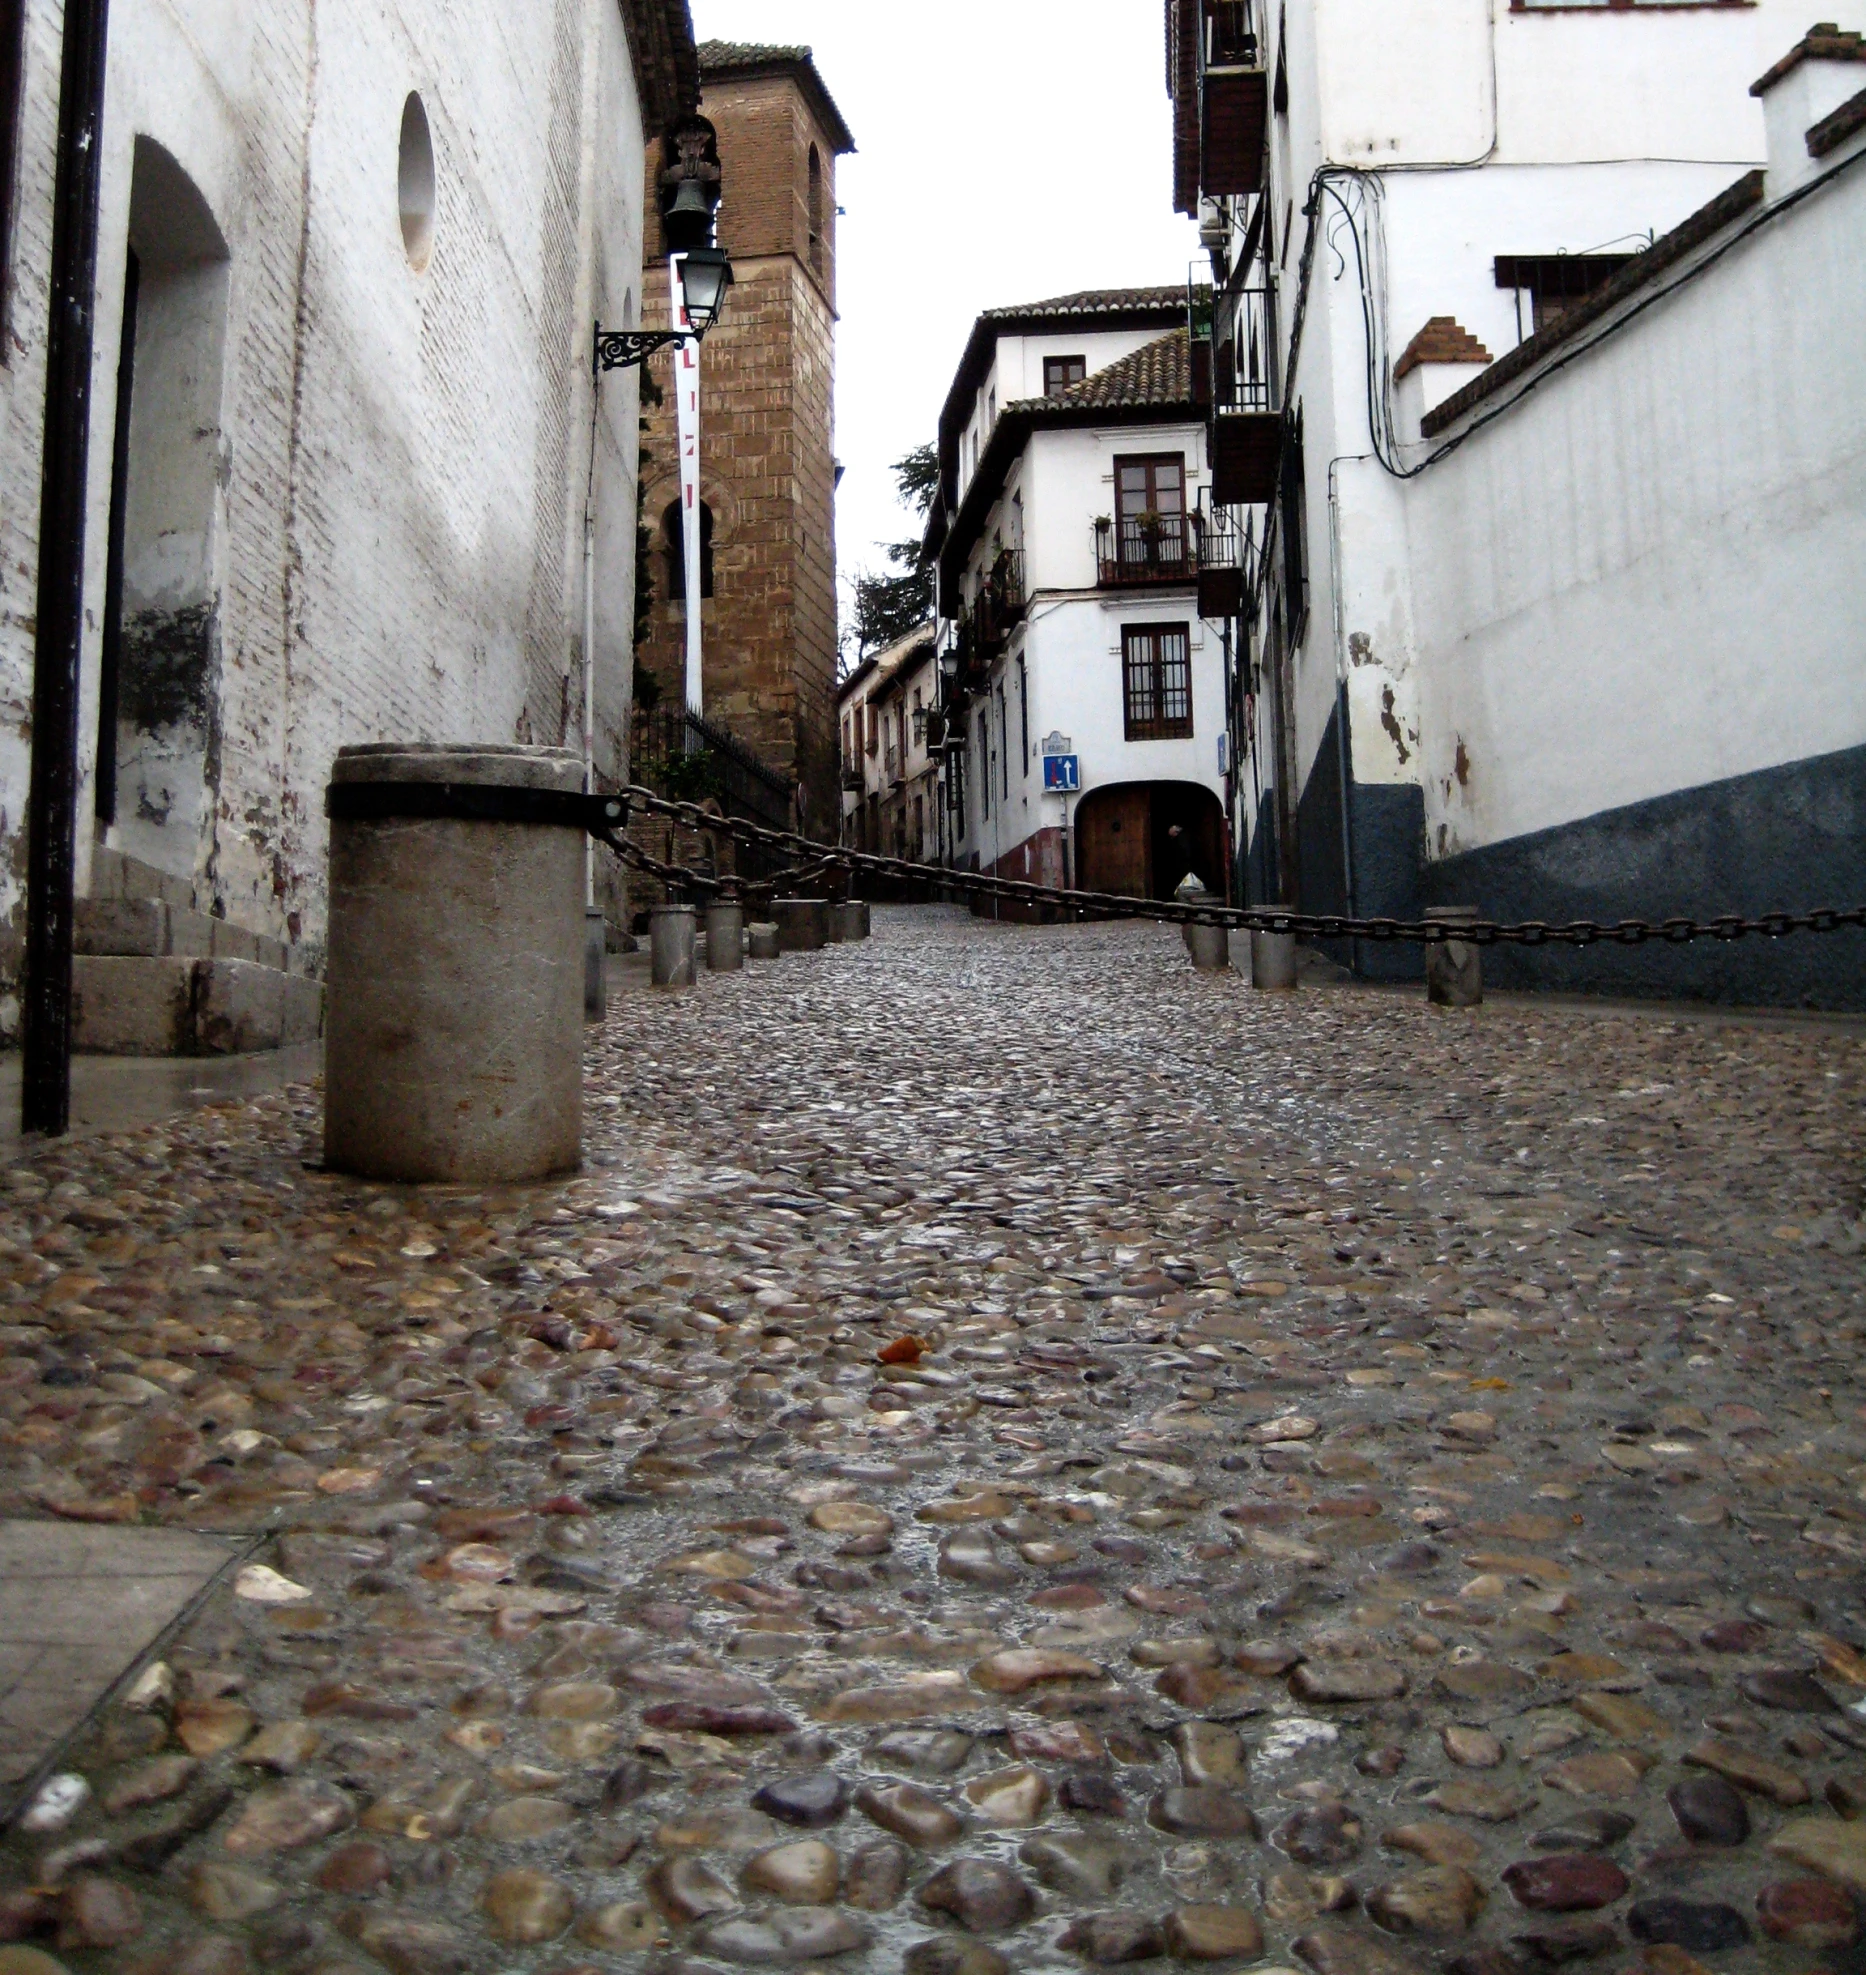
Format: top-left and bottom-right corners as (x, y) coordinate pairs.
(1076, 781), (1225, 900)
(95, 137), (231, 888)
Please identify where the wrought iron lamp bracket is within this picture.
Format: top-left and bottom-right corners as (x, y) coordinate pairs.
(593, 325), (693, 375)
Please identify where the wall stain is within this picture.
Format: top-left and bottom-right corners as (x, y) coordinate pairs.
(1380, 684), (1410, 764)
(120, 603), (215, 731)
(1454, 738), (1472, 788)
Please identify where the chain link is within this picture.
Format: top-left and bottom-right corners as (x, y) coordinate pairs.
(597, 788), (1866, 951)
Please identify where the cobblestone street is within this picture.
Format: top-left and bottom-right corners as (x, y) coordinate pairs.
(2, 907), (1864, 1975)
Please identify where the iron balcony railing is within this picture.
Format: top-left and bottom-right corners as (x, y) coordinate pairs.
(973, 548), (1026, 659)
(1206, 0), (1263, 69)
(1212, 281), (1275, 414)
(1096, 514), (1202, 587)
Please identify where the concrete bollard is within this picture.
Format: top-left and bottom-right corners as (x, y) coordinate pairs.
(325, 744), (583, 1184)
(848, 901), (872, 941)
(1250, 928), (1299, 990)
(831, 901), (868, 944)
(704, 902), (745, 973)
(747, 922), (781, 961)
(1425, 905), (1483, 1007)
(825, 901), (849, 943)
(1187, 921), (1231, 972)
(651, 905), (698, 987)
(774, 898), (830, 952)
(584, 908), (607, 1021)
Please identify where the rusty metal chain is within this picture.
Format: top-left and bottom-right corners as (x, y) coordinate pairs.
(599, 788), (1866, 951)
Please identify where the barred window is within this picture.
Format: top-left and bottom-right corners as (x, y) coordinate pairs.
(1123, 625), (1193, 741)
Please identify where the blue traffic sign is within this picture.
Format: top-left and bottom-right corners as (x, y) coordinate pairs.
(1043, 754), (1080, 793)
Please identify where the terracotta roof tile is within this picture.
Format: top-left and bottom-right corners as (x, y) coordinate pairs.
(1752, 22), (1866, 96)
(1014, 328), (1195, 412)
(698, 40), (813, 69)
(1395, 317), (1495, 380)
(981, 286), (1192, 325)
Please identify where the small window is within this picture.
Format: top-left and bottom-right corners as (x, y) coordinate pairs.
(399, 93), (436, 271)
(1123, 624), (1194, 741)
(0, 0), (24, 335)
(807, 144), (824, 274)
(1044, 355), (1088, 397)
(865, 703), (878, 755)
(1495, 252), (1638, 338)
(977, 710), (991, 817)
(662, 498), (714, 602)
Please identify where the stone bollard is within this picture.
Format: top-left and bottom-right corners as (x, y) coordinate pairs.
(1250, 929), (1299, 990)
(584, 908), (607, 1021)
(1425, 905), (1483, 1007)
(747, 922), (781, 961)
(1187, 920), (1231, 972)
(831, 901), (868, 944)
(825, 901), (849, 943)
(774, 898), (830, 952)
(704, 901), (745, 973)
(651, 905), (698, 988)
(849, 901), (872, 940)
(325, 744), (583, 1184)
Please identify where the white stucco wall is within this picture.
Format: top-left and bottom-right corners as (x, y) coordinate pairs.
(0, 0), (650, 1002)
(1403, 138), (1866, 862)
(1229, 0), (1866, 893)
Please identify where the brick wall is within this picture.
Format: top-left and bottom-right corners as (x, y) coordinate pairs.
(638, 65), (842, 835)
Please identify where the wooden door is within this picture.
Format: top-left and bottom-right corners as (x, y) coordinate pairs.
(1077, 785), (1152, 898)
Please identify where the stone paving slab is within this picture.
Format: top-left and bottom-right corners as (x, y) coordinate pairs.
(0, 1522), (241, 1800)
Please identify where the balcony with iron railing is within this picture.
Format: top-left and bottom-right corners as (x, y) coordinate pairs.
(972, 548), (1026, 660)
(1096, 514), (1202, 589)
(1201, 0), (1267, 196)
(1207, 280), (1281, 506)
(1194, 502), (1251, 620)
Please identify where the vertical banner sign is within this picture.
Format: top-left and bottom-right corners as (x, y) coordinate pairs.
(671, 255), (703, 719)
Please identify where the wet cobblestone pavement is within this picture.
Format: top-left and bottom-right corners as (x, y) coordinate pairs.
(2, 906), (1864, 1975)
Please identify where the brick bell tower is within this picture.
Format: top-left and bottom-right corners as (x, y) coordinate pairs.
(638, 43), (855, 836)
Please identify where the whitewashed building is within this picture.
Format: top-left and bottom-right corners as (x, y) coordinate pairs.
(838, 623), (939, 864)
(925, 291), (1232, 908)
(0, 0), (698, 1037)
(1172, 0), (1866, 1004)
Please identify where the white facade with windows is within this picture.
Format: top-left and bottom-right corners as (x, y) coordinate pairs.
(927, 294), (1233, 906)
(1175, 0), (1866, 1004)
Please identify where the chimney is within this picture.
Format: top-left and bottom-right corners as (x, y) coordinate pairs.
(1751, 23), (1866, 196)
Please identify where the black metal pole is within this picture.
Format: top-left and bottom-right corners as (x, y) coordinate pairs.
(22, 0), (114, 1137)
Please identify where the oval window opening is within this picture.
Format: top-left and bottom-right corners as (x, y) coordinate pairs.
(399, 93), (435, 271)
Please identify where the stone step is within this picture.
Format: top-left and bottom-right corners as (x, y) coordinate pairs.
(89, 847), (197, 912)
(74, 900), (293, 971)
(72, 958), (324, 1059)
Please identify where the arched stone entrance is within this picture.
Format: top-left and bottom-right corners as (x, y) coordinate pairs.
(95, 137), (231, 889)
(1076, 781), (1225, 900)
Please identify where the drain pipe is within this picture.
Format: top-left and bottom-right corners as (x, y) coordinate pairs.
(22, 0), (115, 1137)
(1326, 456), (1369, 978)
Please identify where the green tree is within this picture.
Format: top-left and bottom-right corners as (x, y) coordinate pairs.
(849, 443), (939, 658)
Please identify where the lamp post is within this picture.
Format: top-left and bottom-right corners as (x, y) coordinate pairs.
(592, 112), (730, 745)
(579, 114), (730, 983)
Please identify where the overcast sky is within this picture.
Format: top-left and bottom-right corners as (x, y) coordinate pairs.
(691, 0), (1203, 652)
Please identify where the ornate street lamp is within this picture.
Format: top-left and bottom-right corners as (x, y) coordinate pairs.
(593, 115), (731, 372)
(593, 248), (733, 373)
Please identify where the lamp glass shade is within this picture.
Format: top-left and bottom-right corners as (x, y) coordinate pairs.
(677, 249), (734, 335)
